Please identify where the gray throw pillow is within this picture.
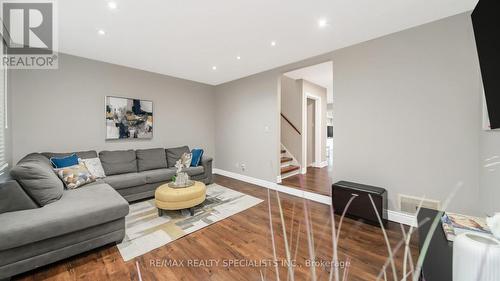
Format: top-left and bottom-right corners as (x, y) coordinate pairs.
(10, 153), (64, 206)
(166, 146), (190, 168)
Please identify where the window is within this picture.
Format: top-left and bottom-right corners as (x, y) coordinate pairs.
(0, 66), (7, 173)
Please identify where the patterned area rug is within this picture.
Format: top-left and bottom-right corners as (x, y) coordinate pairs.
(117, 184), (263, 261)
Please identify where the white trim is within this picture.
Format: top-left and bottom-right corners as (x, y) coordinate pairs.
(280, 169), (300, 180)
(214, 168), (278, 190)
(213, 168), (416, 226)
(276, 176), (282, 183)
(304, 93), (322, 169)
(388, 210), (417, 227)
(280, 143), (299, 166)
(313, 161), (328, 168)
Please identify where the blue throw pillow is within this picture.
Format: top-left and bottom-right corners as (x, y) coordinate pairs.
(191, 149), (204, 167)
(50, 153), (79, 168)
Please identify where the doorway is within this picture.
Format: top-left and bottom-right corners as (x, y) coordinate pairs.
(279, 60), (334, 196)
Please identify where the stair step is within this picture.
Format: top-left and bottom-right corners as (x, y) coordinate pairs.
(281, 157), (293, 163)
(280, 149), (286, 154)
(281, 165), (300, 175)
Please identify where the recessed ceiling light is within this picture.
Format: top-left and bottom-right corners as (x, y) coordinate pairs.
(98, 29), (106, 35)
(108, 1), (117, 10)
(270, 41), (277, 47)
(212, 66), (217, 70)
(236, 56), (241, 60)
(318, 18), (328, 28)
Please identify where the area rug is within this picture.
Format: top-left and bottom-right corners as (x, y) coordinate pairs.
(117, 184), (263, 261)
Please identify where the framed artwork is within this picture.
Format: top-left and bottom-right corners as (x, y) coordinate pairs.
(105, 96), (153, 139)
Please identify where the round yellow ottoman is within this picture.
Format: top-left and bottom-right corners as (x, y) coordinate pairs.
(155, 181), (207, 216)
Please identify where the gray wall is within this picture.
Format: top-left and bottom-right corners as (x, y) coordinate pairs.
(214, 12), (484, 214)
(331, 13), (481, 214)
(215, 73), (280, 182)
(9, 54), (215, 163)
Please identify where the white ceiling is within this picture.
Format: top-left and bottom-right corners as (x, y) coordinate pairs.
(58, 0), (478, 85)
(284, 61), (333, 103)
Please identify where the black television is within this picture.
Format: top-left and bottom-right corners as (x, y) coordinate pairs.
(472, 1), (500, 129)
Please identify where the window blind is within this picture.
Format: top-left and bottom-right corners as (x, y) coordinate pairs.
(0, 66), (7, 172)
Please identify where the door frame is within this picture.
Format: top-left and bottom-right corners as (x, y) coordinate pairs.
(302, 93), (321, 172)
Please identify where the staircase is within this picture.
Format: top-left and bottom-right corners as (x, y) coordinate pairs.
(280, 146), (300, 180)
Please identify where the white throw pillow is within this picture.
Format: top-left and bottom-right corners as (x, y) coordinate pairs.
(181, 153), (192, 168)
(81, 157), (106, 178)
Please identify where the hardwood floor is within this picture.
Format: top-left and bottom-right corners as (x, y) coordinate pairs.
(15, 175), (418, 281)
(281, 166), (333, 196)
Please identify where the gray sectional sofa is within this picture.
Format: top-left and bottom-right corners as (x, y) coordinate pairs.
(0, 146), (213, 280)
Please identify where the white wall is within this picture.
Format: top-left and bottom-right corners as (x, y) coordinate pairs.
(214, 12), (484, 214)
(302, 80), (327, 167)
(9, 54), (216, 163)
(280, 76), (302, 164)
(479, 83), (500, 215)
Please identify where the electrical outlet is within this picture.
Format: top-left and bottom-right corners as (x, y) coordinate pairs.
(240, 163), (246, 171)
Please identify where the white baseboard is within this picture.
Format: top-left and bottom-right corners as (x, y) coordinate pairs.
(213, 168), (275, 189)
(388, 210), (417, 227)
(213, 168), (416, 226)
(313, 161), (328, 168)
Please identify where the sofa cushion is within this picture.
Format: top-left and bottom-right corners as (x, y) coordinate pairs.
(166, 146), (190, 168)
(10, 153), (64, 206)
(140, 168), (176, 184)
(136, 148), (167, 172)
(104, 173), (147, 190)
(0, 183), (129, 251)
(182, 166), (205, 176)
(0, 181), (38, 214)
(99, 150), (137, 176)
(42, 150), (98, 160)
(0, 218), (124, 269)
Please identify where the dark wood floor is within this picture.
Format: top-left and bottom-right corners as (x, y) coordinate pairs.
(16, 175), (418, 281)
(281, 165), (333, 196)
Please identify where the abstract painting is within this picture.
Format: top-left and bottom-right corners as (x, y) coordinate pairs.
(105, 96), (153, 139)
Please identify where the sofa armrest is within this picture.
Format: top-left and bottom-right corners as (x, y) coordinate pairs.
(201, 156), (213, 165)
(0, 180), (38, 214)
(200, 156), (213, 184)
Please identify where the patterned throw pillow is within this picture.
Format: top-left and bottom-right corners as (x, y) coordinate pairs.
(180, 152), (192, 168)
(81, 157), (106, 178)
(54, 163), (96, 189)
